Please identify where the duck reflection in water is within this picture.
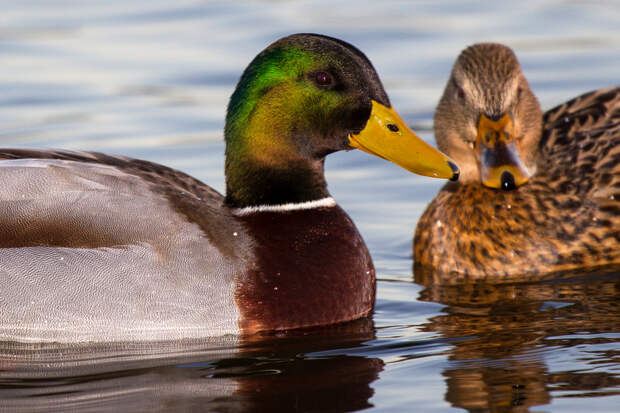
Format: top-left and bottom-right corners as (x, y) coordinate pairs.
(416, 268), (620, 413)
(0, 318), (382, 412)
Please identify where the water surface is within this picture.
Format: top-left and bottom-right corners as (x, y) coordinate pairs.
(1, 1), (619, 411)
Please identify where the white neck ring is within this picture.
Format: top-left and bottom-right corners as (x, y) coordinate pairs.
(232, 197), (336, 216)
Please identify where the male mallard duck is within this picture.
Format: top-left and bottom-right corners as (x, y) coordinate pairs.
(0, 34), (458, 342)
(414, 43), (619, 282)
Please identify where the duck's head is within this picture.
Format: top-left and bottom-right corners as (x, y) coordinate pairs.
(224, 33), (458, 207)
(434, 43), (542, 190)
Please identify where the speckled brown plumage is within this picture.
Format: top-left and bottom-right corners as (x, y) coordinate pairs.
(414, 43), (619, 283)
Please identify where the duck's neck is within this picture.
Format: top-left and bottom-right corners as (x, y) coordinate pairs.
(224, 156), (330, 208)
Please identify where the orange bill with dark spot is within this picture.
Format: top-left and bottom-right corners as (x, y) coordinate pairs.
(476, 113), (531, 190)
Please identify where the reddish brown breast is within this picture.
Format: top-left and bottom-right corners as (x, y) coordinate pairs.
(235, 205), (375, 334)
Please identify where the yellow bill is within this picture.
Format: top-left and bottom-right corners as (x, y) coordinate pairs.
(476, 113), (531, 190)
(349, 100), (459, 181)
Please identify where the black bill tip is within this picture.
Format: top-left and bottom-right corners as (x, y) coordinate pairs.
(448, 161), (460, 181)
(501, 170), (516, 190)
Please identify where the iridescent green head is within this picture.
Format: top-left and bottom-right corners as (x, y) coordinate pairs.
(224, 33), (458, 207)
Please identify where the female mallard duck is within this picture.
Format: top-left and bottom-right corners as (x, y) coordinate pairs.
(0, 34), (458, 342)
(414, 43), (619, 283)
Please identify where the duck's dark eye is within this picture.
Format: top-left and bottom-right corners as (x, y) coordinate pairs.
(315, 71), (333, 87)
(452, 79), (465, 100)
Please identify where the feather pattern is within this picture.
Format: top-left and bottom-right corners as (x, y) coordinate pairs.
(415, 43), (619, 283)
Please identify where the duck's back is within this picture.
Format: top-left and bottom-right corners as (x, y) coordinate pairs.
(0, 150), (247, 342)
(542, 87), (620, 189)
(539, 87), (619, 236)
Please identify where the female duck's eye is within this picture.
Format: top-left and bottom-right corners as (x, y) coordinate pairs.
(452, 79), (465, 100)
(315, 71), (333, 87)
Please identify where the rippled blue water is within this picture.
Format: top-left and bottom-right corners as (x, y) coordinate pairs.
(1, 1), (619, 411)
